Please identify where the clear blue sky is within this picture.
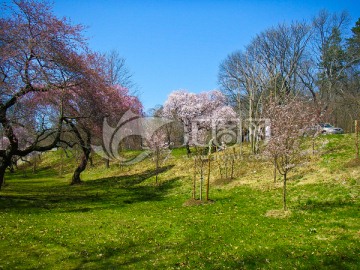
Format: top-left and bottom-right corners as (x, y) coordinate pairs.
(51, 0), (360, 111)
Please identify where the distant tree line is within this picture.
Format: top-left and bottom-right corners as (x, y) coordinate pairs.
(218, 10), (360, 149)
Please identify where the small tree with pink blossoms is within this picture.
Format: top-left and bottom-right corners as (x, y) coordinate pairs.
(144, 128), (171, 185)
(162, 90), (236, 155)
(264, 97), (321, 211)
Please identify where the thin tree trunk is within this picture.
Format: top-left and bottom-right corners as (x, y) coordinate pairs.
(283, 172), (287, 211)
(33, 155), (37, 173)
(224, 152), (228, 179)
(200, 164), (203, 201)
(312, 138), (315, 156)
(104, 158), (110, 168)
(184, 122), (191, 155)
(274, 157), (277, 183)
(206, 156), (211, 201)
(186, 142), (191, 155)
(237, 92), (243, 155)
(355, 120), (359, 159)
(249, 87), (254, 153)
(89, 154), (93, 167)
(231, 148), (235, 179)
(59, 149), (64, 177)
(155, 148), (159, 184)
(193, 157), (196, 199)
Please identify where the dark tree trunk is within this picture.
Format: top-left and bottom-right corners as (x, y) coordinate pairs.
(0, 156), (12, 190)
(0, 164), (6, 190)
(33, 155), (37, 173)
(283, 172), (287, 211)
(355, 120), (359, 159)
(105, 158), (110, 168)
(65, 119), (91, 186)
(186, 142), (191, 155)
(71, 151), (89, 185)
(89, 154), (93, 167)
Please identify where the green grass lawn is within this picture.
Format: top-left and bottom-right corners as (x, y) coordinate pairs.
(0, 135), (359, 269)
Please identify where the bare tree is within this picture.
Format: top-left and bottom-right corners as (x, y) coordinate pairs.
(219, 21), (314, 153)
(105, 50), (136, 92)
(101, 50), (138, 168)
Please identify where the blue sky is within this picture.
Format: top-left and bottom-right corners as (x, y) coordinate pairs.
(52, 0), (360, 111)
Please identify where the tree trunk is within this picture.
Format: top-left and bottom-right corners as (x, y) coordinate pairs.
(274, 157), (277, 183)
(0, 155), (13, 189)
(104, 158), (110, 168)
(33, 155), (37, 173)
(355, 120), (359, 159)
(206, 157), (211, 201)
(312, 139), (315, 156)
(71, 151), (89, 185)
(283, 172), (287, 211)
(89, 155), (93, 167)
(155, 148), (160, 185)
(231, 153), (235, 179)
(59, 149), (65, 176)
(0, 164), (6, 190)
(237, 92), (243, 155)
(184, 122), (191, 155)
(186, 142), (191, 155)
(193, 157), (196, 199)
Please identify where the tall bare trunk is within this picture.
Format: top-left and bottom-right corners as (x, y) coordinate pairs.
(193, 157), (197, 199)
(274, 157), (277, 183)
(237, 92), (243, 155)
(355, 120), (359, 159)
(206, 157), (211, 201)
(155, 148), (160, 184)
(283, 172), (287, 211)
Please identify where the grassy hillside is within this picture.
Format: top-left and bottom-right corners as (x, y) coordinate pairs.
(0, 134), (359, 269)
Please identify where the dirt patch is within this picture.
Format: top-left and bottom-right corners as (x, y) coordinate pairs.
(345, 158), (360, 168)
(182, 198), (215, 207)
(264, 209), (292, 219)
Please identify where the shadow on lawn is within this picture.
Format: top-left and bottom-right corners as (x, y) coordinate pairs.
(295, 197), (356, 211)
(4, 166), (60, 181)
(224, 245), (360, 269)
(73, 243), (152, 270)
(0, 165), (178, 212)
(86, 165), (175, 188)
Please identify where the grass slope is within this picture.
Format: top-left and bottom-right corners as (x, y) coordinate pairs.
(0, 134), (359, 269)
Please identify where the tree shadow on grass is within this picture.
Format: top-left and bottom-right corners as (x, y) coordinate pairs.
(295, 197), (356, 212)
(222, 245), (360, 269)
(5, 166), (59, 182)
(85, 165), (175, 188)
(6, 232), (153, 270)
(0, 165), (178, 212)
